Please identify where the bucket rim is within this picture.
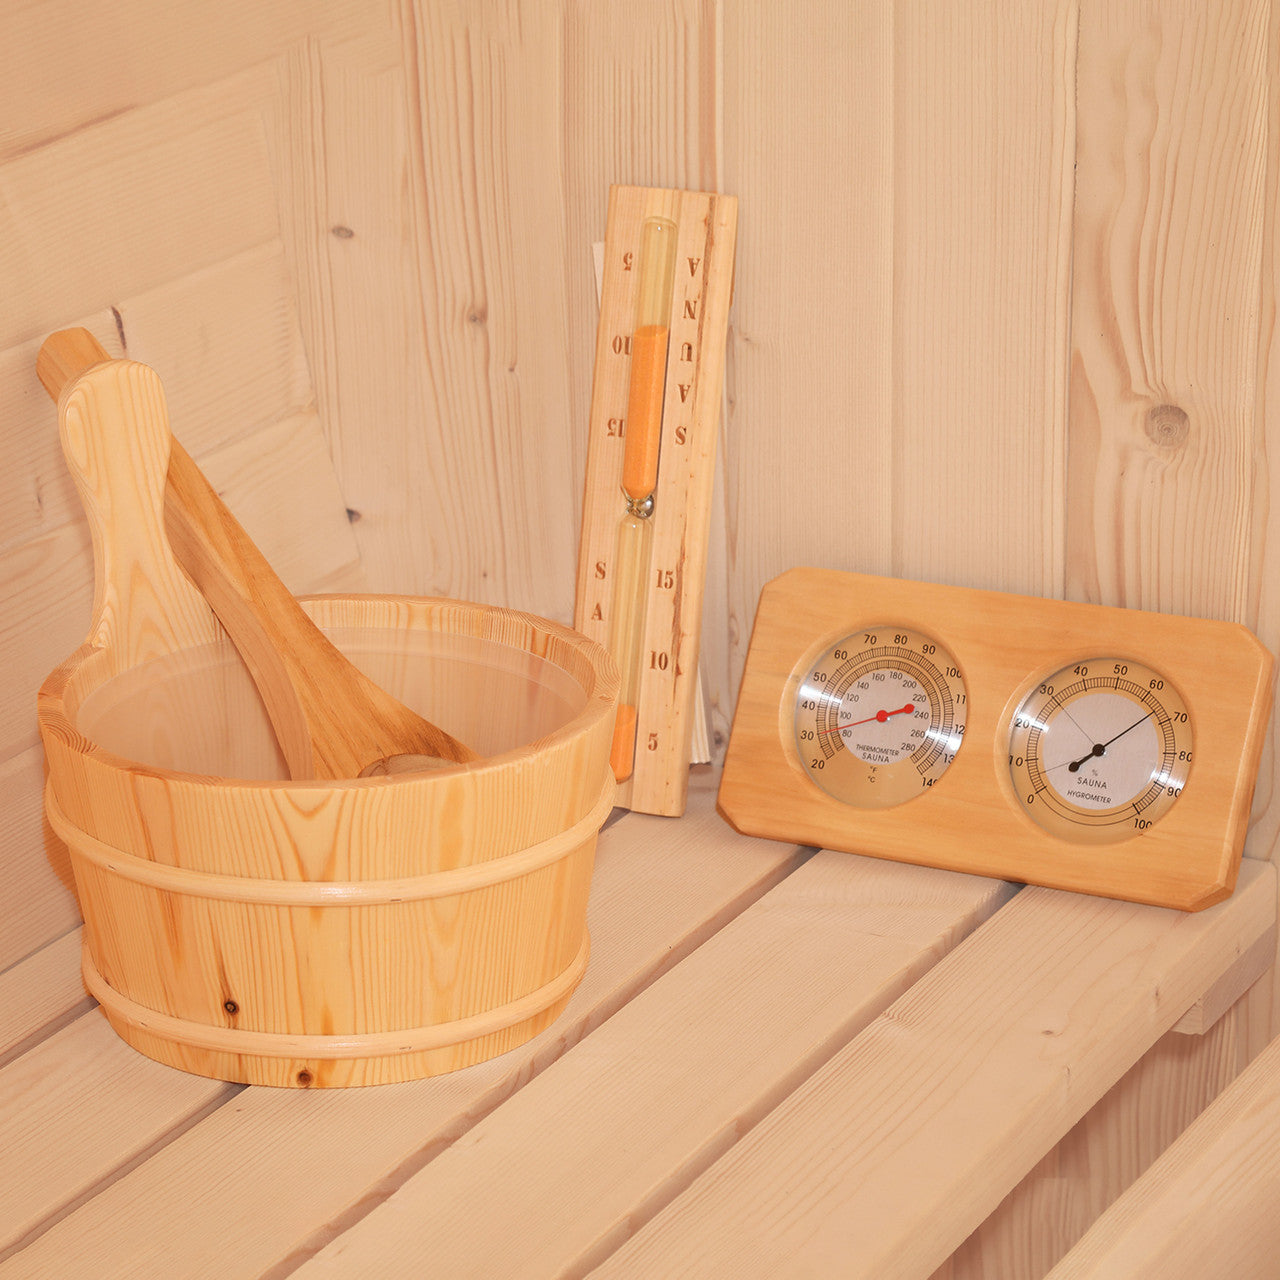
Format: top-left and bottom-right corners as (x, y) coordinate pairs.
(38, 592), (620, 791)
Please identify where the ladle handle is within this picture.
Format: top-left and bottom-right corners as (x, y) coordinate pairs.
(39, 328), (478, 777)
(39, 331), (215, 671)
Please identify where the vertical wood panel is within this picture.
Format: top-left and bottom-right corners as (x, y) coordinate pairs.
(1065, 0), (1277, 1033)
(720, 0), (894, 719)
(1067, 0), (1269, 618)
(718, 0), (1074, 722)
(891, 0), (1076, 596)
(365, 0), (575, 616)
(561, 0), (722, 727)
(935, 3), (1279, 1273)
(1249, 0), (1280, 1030)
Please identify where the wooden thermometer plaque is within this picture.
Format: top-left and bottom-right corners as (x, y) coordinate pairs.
(575, 185), (738, 817)
(719, 569), (1274, 910)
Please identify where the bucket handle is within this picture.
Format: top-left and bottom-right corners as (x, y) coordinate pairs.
(38, 331), (217, 670)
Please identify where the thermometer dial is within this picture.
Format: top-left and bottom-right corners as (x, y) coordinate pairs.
(793, 626), (967, 809)
(1008, 657), (1193, 843)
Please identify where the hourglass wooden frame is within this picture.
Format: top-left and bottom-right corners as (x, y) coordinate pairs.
(574, 184), (738, 817)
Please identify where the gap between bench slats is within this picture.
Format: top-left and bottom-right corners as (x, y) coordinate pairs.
(0, 771), (805, 1278)
(588, 858), (1275, 1279)
(0, 1014), (236, 1258)
(286, 850), (1015, 1279)
(0, 929), (90, 1067)
(1046, 1027), (1280, 1280)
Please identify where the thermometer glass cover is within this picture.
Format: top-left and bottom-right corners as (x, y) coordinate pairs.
(793, 625), (968, 809)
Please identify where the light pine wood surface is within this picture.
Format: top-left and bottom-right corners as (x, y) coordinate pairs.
(3, 1), (1280, 1275)
(1044, 1030), (1280, 1279)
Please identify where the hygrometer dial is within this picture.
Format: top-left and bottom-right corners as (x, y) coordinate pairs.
(1008, 657), (1193, 844)
(793, 625), (967, 809)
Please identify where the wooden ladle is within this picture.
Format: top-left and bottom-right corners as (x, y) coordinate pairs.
(39, 328), (479, 779)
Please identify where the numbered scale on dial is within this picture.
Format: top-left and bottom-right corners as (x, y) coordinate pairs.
(719, 568), (1273, 910)
(794, 626), (968, 809)
(1008, 657), (1193, 844)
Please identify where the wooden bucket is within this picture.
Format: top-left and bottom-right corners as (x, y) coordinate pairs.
(39, 593), (618, 1088)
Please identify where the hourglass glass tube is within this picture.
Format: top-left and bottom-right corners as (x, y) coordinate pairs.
(608, 215), (677, 781)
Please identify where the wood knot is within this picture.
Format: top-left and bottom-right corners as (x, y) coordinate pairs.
(1144, 404), (1189, 448)
(223, 999), (238, 1015)
(331, 225), (355, 239)
(296, 1069), (314, 1087)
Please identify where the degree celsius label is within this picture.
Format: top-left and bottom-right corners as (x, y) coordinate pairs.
(793, 626), (968, 809)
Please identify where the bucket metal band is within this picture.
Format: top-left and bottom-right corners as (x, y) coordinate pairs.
(45, 778), (616, 906)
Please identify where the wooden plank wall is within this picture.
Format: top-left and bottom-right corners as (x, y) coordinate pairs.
(0, 0), (1275, 1272)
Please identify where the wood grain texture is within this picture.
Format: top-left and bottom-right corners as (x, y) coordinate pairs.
(1045, 1030), (1280, 1279)
(39, 593), (616, 1085)
(0, 0), (368, 161)
(591, 860), (1275, 1279)
(288, 854), (1014, 1279)
(575, 186), (738, 816)
(0, 773), (807, 1278)
(718, 0), (1076, 716)
(0, 931), (86, 1065)
(52, 360), (217, 672)
(370, 2), (579, 615)
(720, 569), (1273, 910)
(719, 0), (895, 705)
(1067, 0), (1269, 620)
(0, 749), (79, 973)
(932, 997), (1256, 1279)
(1, 0), (1279, 1269)
(0, 1013), (232, 1258)
(889, 0), (1077, 596)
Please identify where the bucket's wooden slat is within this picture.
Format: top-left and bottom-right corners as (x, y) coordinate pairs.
(1045, 1031), (1280, 1280)
(0, 1013), (232, 1257)
(285, 853), (1015, 1280)
(38, 591), (617, 1086)
(587, 860), (1277, 1279)
(0, 774), (806, 1278)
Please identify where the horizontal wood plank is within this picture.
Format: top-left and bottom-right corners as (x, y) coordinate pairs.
(288, 854), (1015, 1278)
(591, 859), (1276, 1279)
(0, 1014), (232, 1259)
(0, 107), (280, 351)
(0, 0), (371, 161)
(1046, 1030), (1280, 1280)
(0, 772), (806, 1278)
(0, 931), (87, 1065)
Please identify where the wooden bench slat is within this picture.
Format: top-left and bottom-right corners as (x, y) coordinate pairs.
(0, 1014), (232, 1257)
(1046, 1030), (1280, 1280)
(589, 859), (1276, 1279)
(0, 772), (806, 1279)
(285, 853), (1015, 1279)
(0, 930), (89, 1064)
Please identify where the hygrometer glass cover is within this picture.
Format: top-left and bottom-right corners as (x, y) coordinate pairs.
(793, 625), (967, 808)
(1008, 657), (1193, 843)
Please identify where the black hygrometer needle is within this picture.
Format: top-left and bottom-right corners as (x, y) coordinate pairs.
(1067, 710), (1155, 773)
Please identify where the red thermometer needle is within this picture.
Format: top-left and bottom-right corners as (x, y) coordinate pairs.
(818, 703), (916, 735)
